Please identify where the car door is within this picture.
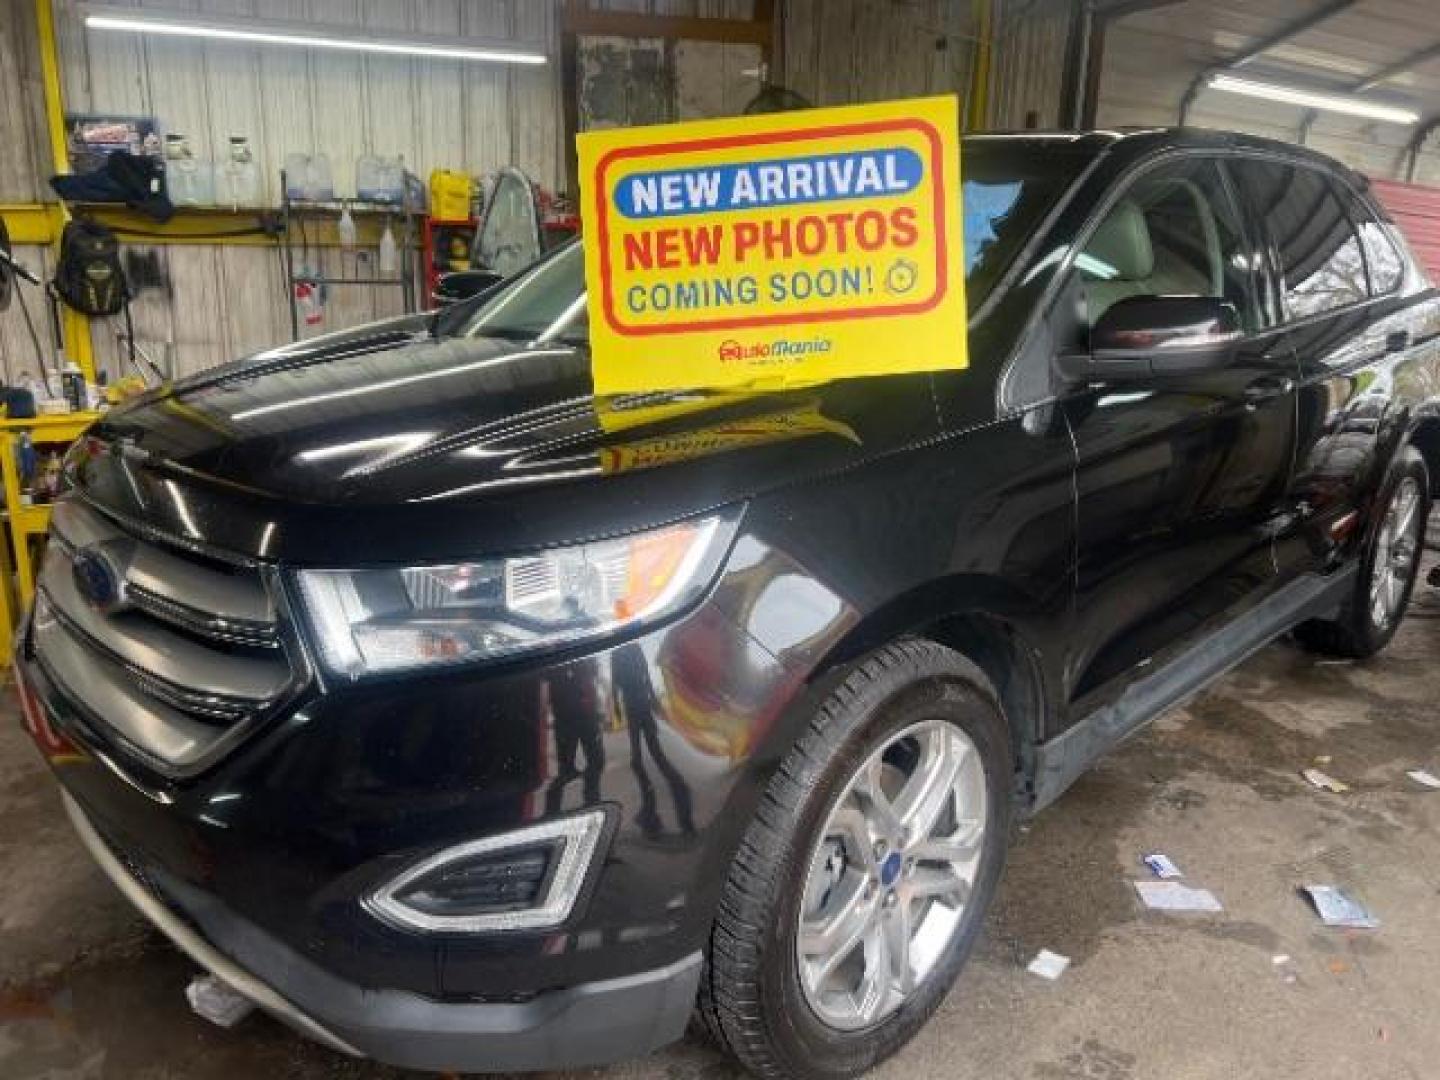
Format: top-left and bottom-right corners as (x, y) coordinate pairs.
(1233, 158), (1422, 577)
(1057, 155), (1300, 717)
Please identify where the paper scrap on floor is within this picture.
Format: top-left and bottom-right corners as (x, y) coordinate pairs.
(1143, 853), (1182, 879)
(1407, 769), (1440, 790)
(186, 974), (254, 1029)
(1302, 767), (1349, 794)
(1302, 885), (1379, 929)
(1027, 949), (1070, 980)
(1133, 881), (1223, 912)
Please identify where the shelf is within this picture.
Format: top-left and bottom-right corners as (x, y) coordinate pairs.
(286, 198), (422, 214)
(3, 202), (417, 248)
(0, 412), (103, 442)
(283, 185), (421, 337)
(301, 276), (411, 287)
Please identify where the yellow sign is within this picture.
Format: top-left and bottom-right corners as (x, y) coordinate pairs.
(578, 96), (966, 395)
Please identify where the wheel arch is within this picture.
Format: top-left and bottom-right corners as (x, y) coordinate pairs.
(1407, 413), (1440, 497)
(805, 576), (1056, 802)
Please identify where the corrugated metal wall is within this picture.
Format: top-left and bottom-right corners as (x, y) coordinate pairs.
(0, 0), (58, 386)
(1, 0), (575, 382)
(60, 0), (566, 378)
(1371, 177), (1440, 283)
(988, 0), (1071, 130)
(781, 0), (975, 109)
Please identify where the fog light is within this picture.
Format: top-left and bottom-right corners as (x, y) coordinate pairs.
(366, 810), (607, 932)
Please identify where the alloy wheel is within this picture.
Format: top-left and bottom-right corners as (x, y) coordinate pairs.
(795, 718), (987, 1031)
(1370, 476), (1423, 629)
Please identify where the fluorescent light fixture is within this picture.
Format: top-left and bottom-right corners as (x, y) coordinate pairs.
(81, 4), (547, 65)
(1207, 74), (1418, 124)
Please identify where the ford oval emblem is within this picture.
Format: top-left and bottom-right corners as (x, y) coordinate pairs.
(71, 547), (125, 613)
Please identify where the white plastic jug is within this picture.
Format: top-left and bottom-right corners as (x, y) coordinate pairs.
(356, 155), (405, 205)
(219, 136), (260, 208)
(163, 133), (213, 206)
(284, 152), (335, 201)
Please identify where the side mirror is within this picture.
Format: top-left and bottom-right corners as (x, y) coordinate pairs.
(1057, 296), (1244, 382)
(433, 269), (504, 306)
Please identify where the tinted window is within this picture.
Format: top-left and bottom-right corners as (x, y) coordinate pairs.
(1074, 158), (1259, 330)
(1342, 190), (1405, 294)
(962, 140), (1088, 311)
(1233, 161), (1366, 319)
(444, 243), (586, 344)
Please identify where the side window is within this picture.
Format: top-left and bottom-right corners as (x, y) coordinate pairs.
(1074, 158), (1259, 333)
(1233, 161), (1367, 319)
(476, 169), (542, 278)
(1342, 188), (1405, 295)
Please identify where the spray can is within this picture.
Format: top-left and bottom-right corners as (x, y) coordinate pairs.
(61, 362), (85, 412)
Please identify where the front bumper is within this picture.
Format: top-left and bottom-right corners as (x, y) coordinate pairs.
(62, 787), (702, 1072)
(16, 516), (805, 1070)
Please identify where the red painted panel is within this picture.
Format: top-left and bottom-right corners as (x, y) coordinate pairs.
(1369, 177), (1440, 285)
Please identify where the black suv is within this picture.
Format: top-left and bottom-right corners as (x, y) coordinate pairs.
(19, 129), (1440, 1078)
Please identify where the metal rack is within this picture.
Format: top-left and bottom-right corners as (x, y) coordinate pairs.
(0, 411), (103, 665)
(279, 171), (423, 340)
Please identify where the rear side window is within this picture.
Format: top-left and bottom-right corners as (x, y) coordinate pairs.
(1341, 189), (1405, 295)
(1232, 161), (1367, 320)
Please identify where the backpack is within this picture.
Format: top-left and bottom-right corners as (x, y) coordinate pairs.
(54, 218), (126, 317)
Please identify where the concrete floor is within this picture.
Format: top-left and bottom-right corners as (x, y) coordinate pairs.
(4, 582), (1440, 1079)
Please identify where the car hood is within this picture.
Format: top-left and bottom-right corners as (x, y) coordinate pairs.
(72, 318), (942, 564)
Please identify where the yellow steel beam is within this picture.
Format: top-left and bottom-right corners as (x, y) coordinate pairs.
(34, 0), (97, 385)
(966, 0), (993, 133)
(89, 205), (402, 248)
(0, 203), (62, 245)
(35, 0), (68, 180)
(3, 202), (405, 248)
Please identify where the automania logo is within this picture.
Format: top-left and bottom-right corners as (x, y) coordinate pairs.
(718, 337), (834, 363)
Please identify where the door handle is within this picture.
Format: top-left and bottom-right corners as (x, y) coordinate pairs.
(1242, 376), (1294, 408)
(1386, 329), (1410, 354)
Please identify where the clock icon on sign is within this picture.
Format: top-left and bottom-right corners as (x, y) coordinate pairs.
(885, 258), (919, 296)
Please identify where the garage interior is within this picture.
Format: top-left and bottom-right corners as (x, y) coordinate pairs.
(3, 0), (1440, 1077)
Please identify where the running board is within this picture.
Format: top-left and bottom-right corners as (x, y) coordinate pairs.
(1031, 566), (1356, 812)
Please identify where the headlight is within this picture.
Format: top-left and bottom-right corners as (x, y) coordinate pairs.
(296, 512), (736, 679)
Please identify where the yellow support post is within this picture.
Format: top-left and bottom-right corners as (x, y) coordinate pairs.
(34, 0), (98, 386)
(966, 0), (993, 133)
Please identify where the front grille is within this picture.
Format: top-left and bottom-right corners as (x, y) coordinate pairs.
(32, 496), (303, 776)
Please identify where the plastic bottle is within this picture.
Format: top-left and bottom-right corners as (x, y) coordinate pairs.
(17, 434), (36, 504)
(221, 136), (260, 209)
(378, 221), (398, 275)
(337, 204), (357, 251)
(164, 132), (213, 206)
(60, 361), (85, 412)
(25, 371), (53, 406)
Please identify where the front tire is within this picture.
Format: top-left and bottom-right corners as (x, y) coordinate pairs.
(1295, 446), (1429, 658)
(699, 640), (1011, 1080)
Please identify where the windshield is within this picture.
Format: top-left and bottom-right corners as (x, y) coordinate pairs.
(441, 139), (1086, 344)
